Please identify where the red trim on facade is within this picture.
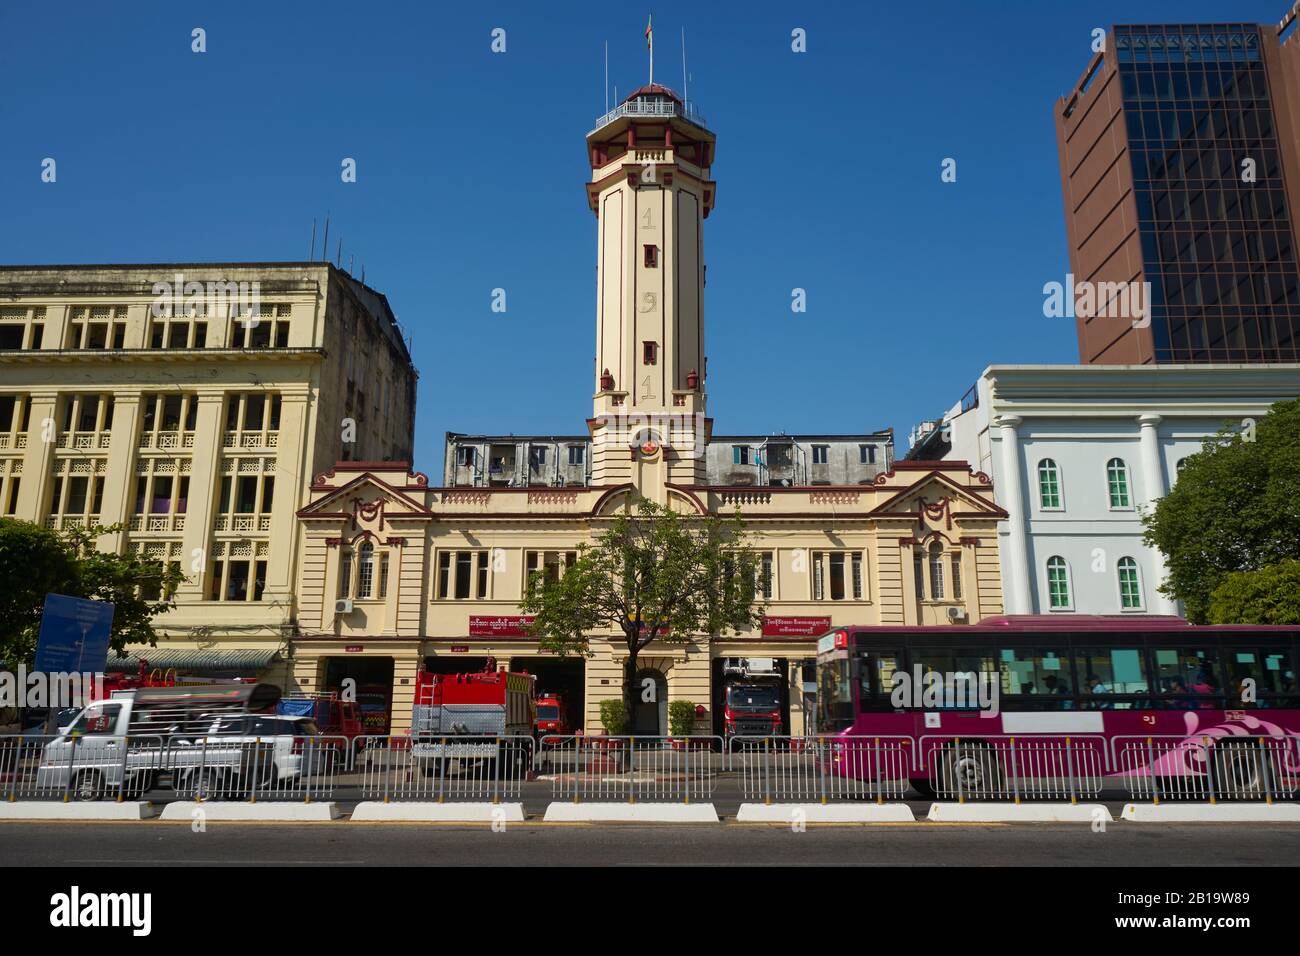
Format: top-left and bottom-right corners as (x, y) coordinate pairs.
(297, 471), (436, 519)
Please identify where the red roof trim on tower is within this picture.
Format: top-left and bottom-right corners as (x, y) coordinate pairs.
(622, 83), (682, 104)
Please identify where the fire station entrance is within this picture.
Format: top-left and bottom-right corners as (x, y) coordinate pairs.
(710, 657), (792, 737)
(322, 656), (395, 736)
(509, 657), (585, 731)
(630, 666), (668, 735)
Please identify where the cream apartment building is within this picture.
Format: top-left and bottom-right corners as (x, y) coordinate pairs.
(0, 262), (417, 678)
(287, 85), (1007, 736)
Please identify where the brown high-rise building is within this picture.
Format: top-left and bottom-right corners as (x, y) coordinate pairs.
(1055, 12), (1300, 364)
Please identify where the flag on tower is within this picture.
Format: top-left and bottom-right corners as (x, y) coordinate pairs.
(646, 14), (654, 85)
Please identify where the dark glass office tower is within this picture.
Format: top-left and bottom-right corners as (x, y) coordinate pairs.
(1055, 17), (1300, 364)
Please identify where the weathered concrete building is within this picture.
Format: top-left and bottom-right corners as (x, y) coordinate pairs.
(443, 430), (894, 488)
(0, 262), (417, 678)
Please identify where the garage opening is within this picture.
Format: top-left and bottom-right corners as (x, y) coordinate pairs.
(509, 656), (585, 731)
(710, 656), (792, 737)
(322, 656), (395, 736)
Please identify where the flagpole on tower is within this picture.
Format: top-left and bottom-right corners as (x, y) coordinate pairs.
(646, 13), (654, 86)
(681, 26), (688, 107)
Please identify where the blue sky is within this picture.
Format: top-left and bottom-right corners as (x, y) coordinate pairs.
(0, 1), (1282, 470)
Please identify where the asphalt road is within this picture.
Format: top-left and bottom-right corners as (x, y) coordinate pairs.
(2, 820), (1299, 866)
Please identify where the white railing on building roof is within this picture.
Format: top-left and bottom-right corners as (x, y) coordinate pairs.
(591, 98), (707, 133)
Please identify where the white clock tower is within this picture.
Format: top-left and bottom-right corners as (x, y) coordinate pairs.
(585, 83), (716, 494)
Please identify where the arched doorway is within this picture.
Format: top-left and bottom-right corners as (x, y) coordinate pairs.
(630, 667), (668, 736)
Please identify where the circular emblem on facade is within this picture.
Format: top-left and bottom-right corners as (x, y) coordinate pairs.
(639, 437), (660, 459)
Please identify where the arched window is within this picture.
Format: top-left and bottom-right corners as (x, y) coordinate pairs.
(357, 542), (375, 599)
(1175, 457), (1189, 476)
(928, 542), (945, 600)
(338, 549), (352, 599)
(913, 547), (925, 600)
(1046, 556), (1072, 610)
(1106, 458), (1131, 509)
(1117, 557), (1143, 610)
(1038, 459), (1062, 509)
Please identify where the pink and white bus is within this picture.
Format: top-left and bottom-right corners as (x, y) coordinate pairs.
(814, 615), (1300, 798)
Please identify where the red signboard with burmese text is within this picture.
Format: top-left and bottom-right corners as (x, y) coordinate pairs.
(760, 616), (832, 638)
(468, 615), (536, 637)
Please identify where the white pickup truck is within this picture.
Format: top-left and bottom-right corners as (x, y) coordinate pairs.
(36, 684), (282, 801)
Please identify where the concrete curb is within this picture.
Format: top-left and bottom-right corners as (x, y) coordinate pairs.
(735, 803), (915, 823)
(927, 802), (1112, 823)
(0, 801), (157, 820)
(1121, 802), (1300, 823)
(158, 802), (340, 821)
(350, 801), (524, 822)
(543, 802), (719, 823)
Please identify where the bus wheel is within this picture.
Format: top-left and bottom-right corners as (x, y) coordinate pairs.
(71, 770), (102, 802)
(942, 742), (1004, 798)
(1214, 742), (1265, 798)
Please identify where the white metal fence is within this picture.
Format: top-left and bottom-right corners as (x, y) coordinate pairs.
(1114, 735), (1300, 803)
(356, 735), (534, 802)
(726, 736), (912, 803)
(922, 735), (1105, 802)
(540, 735), (721, 804)
(1, 734), (344, 803)
(7, 730), (1299, 808)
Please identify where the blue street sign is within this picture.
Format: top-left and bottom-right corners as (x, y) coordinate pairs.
(32, 594), (115, 674)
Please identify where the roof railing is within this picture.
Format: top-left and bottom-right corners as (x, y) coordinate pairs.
(591, 97), (707, 133)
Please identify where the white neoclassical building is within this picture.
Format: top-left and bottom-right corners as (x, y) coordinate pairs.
(908, 364), (1300, 616)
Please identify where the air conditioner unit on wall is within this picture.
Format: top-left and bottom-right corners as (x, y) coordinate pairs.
(335, 598), (354, 615)
(947, 606), (967, 621)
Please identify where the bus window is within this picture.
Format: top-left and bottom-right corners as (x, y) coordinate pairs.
(817, 657), (853, 732)
(1075, 648), (1149, 709)
(998, 648), (1072, 703)
(1222, 648), (1294, 706)
(910, 648), (996, 709)
(854, 649), (901, 711)
(1152, 648), (1219, 707)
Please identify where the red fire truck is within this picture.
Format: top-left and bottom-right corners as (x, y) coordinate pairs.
(534, 693), (572, 739)
(721, 657), (784, 739)
(410, 659), (535, 772)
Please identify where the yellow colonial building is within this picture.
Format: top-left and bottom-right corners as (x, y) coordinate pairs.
(286, 84), (1007, 736)
(0, 262), (417, 680)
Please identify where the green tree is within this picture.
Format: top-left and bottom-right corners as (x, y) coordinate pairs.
(0, 518), (186, 669)
(1142, 398), (1300, 622)
(1207, 560), (1300, 625)
(520, 497), (765, 733)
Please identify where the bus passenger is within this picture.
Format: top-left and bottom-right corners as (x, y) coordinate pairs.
(1190, 673), (1216, 709)
(1043, 675), (1072, 709)
(1084, 674), (1112, 709)
(1166, 677), (1188, 708)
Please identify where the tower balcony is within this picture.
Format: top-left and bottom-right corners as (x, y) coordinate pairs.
(591, 96), (708, 136)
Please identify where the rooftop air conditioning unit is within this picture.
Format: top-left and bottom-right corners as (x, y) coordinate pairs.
(947, 606), (967, 621)
(335, 598), (354, 615)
